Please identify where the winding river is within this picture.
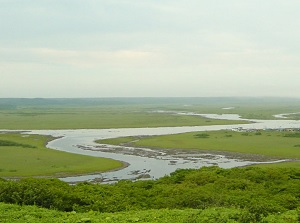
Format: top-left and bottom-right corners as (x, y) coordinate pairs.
(5, 113), (300, 183)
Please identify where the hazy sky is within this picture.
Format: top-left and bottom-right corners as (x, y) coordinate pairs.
(1, 0), (300, 98)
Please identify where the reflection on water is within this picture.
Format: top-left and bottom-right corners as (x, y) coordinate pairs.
(3, 112), (300, 183)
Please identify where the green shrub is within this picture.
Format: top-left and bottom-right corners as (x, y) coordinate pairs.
(0, 139), (35, 148)
(0, 167), (300, 216)
(284, 133), (300, 138)
(194, 133), (210, 138)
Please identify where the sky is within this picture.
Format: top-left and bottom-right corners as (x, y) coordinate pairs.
(1, 0), (300, 98)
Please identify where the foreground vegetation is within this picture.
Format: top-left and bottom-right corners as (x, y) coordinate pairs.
(98, 130), (300, 160)
(0, 166), (300, 222)
(0, 133), (122, 177)
(1, 203), (299, 223)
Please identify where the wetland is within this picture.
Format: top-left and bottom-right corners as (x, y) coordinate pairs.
(15, 112), (300, 183)
(1, 98), (300, 183)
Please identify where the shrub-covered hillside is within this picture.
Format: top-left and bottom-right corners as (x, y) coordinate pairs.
(1, 166), (300, 222)
(0, 202), (299, 223)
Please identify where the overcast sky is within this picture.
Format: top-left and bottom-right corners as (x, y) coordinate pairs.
(1, 0), (300, 98)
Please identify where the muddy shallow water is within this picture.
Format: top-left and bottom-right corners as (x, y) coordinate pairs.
(3, 113), (300, 183)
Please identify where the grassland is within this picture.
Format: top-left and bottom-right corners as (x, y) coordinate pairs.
(0, 133), (123, 177)
(137, 98), (300, 120)
(0, 107), (247, 130)
(1, 97), (300, 130)
(97, 130), (300, 160)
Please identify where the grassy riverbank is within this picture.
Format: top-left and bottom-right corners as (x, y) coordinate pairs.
(97, 130), (300, 164)
(0, 133), (123, 177)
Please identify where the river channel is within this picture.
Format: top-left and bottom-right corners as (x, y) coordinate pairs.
(7, 113), (300, 183)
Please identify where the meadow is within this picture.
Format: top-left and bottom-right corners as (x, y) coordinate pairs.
(1, 97), (300, 130)
(0, 133), (123, 177)
(0, 107), (246, 130)
(97, 130), (300, 167)
(97, 130), (300, 158)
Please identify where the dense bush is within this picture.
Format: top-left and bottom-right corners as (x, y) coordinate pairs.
(284, 133), (300, 138)
(194, 133), (210, 138)
(0, 139), (35, 148)
(2, 202), (299, 223)
(1, 166), (300, 221)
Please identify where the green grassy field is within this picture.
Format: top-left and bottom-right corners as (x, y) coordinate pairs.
(0, 107), (247, 130)
(1, 97), (300, 130)
(186, 104), (300, 120)
(0, 133), (123, 177)
(141, 98), (300, 120)
(2, 103), (300, 130)
(97, 130), (300, 160)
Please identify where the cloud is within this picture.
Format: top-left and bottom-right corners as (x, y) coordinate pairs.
(0, 47), (162, 69)
(1, 1), (300, 97)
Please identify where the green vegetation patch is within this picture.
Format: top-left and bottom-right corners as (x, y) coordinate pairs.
(2, 98), (300, 130)
(0, 133), (123, 177)
(1, 98), (300, 132)
(0, 106), (247, 130)
(1, 167), (300, 222)
(284, 132), (300, 138)
(99, 130), (300, 160)
(1, 203), (299, 223)
(0, 139), (35, 148)
(194, 133), (210, 138)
